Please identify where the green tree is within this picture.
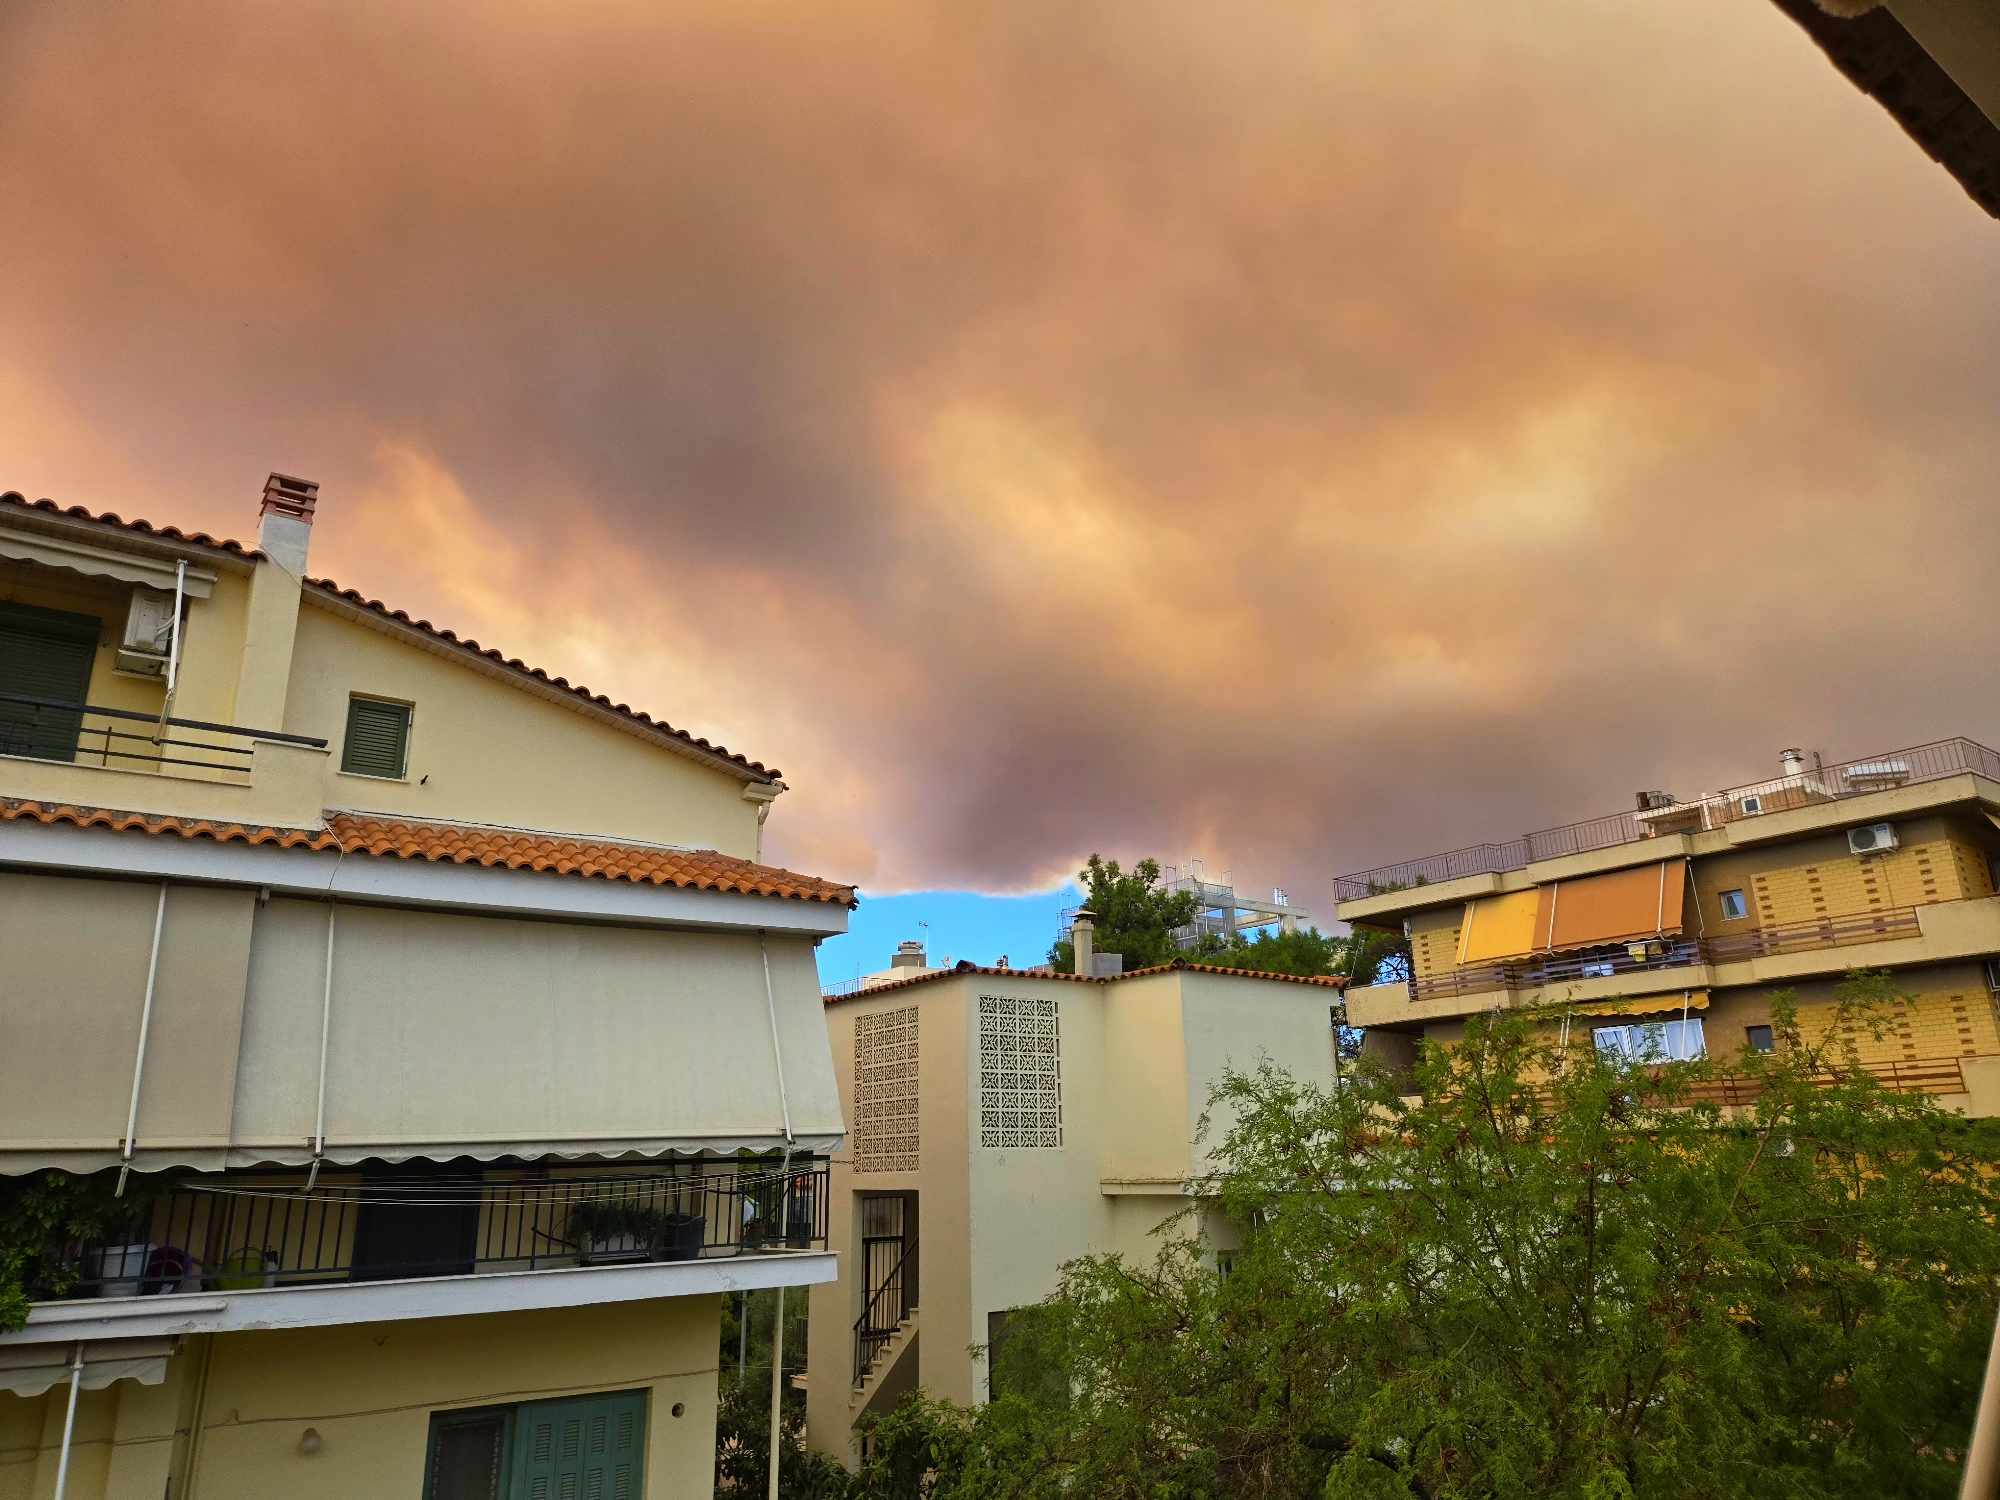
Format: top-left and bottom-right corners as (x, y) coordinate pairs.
(1, 1170), (162, 1332)
(925, 974), (2000, 1499)
(1048, 856), (1199, 973)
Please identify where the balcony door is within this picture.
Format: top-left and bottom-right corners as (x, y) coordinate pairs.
(0, 601), (98, 761)
(351, 1163), (480, 1282)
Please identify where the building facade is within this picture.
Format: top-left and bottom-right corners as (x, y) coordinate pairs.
(0, 478), (851, 1499)
(1335, 742), (2000, 1114)
(802, 935), (1345, 1461)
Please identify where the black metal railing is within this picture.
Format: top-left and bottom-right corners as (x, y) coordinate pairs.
(0, 693), (325, 781)
(1334, 737), (2000, 901)
(56, 1160), (828, 1299)
(853, 1237), (918, 1388)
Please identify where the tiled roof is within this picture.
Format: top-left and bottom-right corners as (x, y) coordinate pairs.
(304, 579), (781, 782)
(0, 800), (857, 906)
(1, 488), (780, 782)
(0, 491), (263, 559)
(825, 956), (1347, 1003)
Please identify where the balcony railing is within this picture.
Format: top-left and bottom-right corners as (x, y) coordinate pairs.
(0, 693), (326, 782)
(1683, 1054), (1967, 1107)
(49, 1161), (828, 1301)
(1401, 905), (1929, 1005)
(1334, 737), (2000, 901)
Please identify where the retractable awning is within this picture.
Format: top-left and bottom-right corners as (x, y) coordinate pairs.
(1457, 858), (1688, 962)
(1573, 989), (1709, 1018)
(0, 1338), (178, 1398)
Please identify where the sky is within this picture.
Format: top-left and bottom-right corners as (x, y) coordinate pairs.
(3, 0), (1996, 978)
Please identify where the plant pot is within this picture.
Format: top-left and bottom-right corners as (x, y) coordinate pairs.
(214, 1249), (279, 1291)
(581, 1233), (649, 1265)
(655, 1213), (705, 1262)
(85, 1241), (153, 1298)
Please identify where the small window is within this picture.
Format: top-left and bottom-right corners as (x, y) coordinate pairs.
(1739, 794), (1762, 815)
(1718, 889), (1747, 921)
(341, 695), (411, 778)
(1745, 1024), (1774, 1054)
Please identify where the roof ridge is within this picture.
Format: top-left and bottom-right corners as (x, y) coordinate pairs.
(303, 578), (781, 782)
(825, 955), (1347, 1003)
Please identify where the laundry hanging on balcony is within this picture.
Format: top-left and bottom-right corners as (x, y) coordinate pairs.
(1456, 858), (1689, 961)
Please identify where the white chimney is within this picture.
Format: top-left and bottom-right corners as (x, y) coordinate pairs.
(890, 939), (928, 971)
(1071, 908), (1096, 977)
(1779, 747), (1807, 778)
(258, 473), (319, 577)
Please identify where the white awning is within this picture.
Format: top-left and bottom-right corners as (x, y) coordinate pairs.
(0, 1337), (178, 1398)
(0, 531), (217, 596)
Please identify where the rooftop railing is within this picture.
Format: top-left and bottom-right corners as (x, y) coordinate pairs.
(46, 1160), (828, 1301)
(1333, 738), (2000, 902)
(0, 693), (326, 782)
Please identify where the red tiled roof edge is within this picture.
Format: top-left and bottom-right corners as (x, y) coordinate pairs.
(1, 491), (263, 559)
(0, 800), (857, 906)
(304, 579), (781, 782)
(825, 955), (1348, 1003)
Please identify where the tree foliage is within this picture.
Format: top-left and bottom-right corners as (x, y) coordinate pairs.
(904, 974), (2000, 1499)
(0, 1170), (161, 1333)
(1048, 855), (1199, 973)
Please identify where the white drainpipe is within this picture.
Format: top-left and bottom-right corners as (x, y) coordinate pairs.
(116, 884), (170, 1196)
(307, 904), (336, 1192)
(52, 1344), (84, 1500)
(758, 931), (797, 1500)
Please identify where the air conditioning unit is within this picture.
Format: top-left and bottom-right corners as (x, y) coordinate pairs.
(1847, 822), (1898, 855)
(114, 589), (176, 675)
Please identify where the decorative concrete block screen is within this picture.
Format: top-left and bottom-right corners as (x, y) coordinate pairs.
(978, 995), (1063, 1149)
(853, 1006), (920, 1172)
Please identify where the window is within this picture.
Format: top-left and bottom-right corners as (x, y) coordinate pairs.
(1745, 1024), (1775, 1053)
(341, 694), (411, 778)
(978, 996), (1063, 1148)
(1718, 889), (1748, 921)
(424, 1391), (645, 1500)
(1738, 794), (1763, 815)
(1593, 1018), (1705, 1063)
(0, 601), (99, 762)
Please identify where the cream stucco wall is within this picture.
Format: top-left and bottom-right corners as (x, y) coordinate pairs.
(0, 1299), (723, 1500)
(807, 968), (1343, 1456)
(282, 605), (762, 853)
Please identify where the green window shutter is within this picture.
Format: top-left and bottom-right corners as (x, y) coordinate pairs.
(507, 1391), (646, 1500)
(341, 695), (410, 777)
(0, 601), (101, 762)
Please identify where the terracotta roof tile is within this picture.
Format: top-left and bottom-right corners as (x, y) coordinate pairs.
(0, 488), (780, 782)
(0, 491), (263, 559)
(825, 956), (1346, 1003)
(304, 579), (780, 782)
(0, 800), (856, 906)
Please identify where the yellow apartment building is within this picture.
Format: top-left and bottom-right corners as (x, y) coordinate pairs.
(0, 477), (853, 1499)
(1335, 742), (2000, 1112)
(802, 918), (1346, 1463)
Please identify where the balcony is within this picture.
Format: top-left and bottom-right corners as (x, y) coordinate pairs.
(11, 1162), (831, 1342)
(0, 694), (328, 825)
(1333, 737), (2000, 902)
(1347, 897), (2000, 1029)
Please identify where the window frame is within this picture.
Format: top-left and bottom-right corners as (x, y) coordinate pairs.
(423, 1404), (514, 1500)
(339, 692), (415, 781)
(1718, 888), (1748, 921)
(1745, 1023), (1775, 1054)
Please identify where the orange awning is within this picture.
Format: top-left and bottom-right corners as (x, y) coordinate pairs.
(1533, 859), (1687, 953)
(1456, 889), (1542, 965)
(1573, 988), (1708, 1018)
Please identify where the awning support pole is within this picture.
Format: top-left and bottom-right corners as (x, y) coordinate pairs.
(759, 930), (796, 1500)
(307, 904), (335, 1192)
(117, 883), (170, 1196)
(52, 1343), (84, 1500)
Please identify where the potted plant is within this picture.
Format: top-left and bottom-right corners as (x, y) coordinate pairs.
(568, 1199), (668, 1264)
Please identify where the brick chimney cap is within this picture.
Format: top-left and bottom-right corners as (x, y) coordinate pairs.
(261, 472), (320, 523)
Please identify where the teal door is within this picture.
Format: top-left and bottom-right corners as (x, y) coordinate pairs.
(509, 1390), (647, 1500)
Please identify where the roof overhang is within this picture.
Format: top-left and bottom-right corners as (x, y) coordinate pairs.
(0, 817), (851, 936)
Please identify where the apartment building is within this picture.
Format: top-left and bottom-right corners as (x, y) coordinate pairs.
(1335, 741), (2000, 1113)
(802, 916), (1346, 1462)
(0, 478), (851, 1499)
